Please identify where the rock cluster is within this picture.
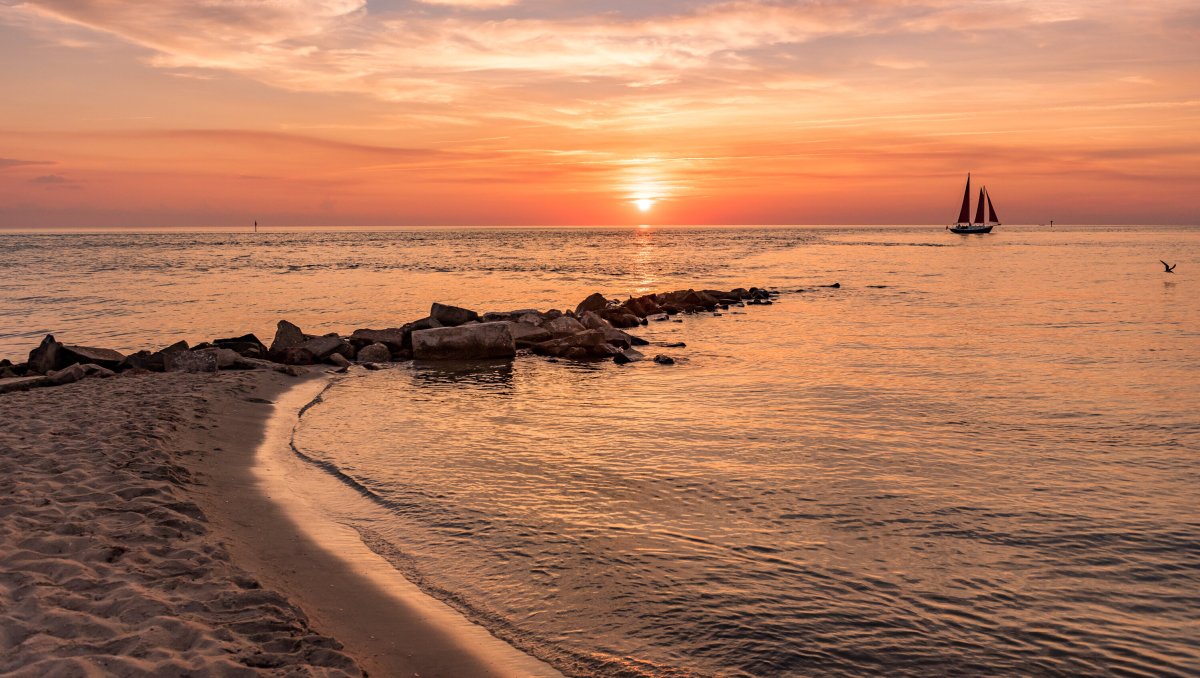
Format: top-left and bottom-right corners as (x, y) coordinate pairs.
(1, 287), (780, 390)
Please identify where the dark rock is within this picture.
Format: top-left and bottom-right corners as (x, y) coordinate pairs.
(269, 320), (306, 354)
(281, 347), (317, 365)
(123, 351), (162, 373)
(622, 294), (664, 318)
(563, 347), (589, 361)
(0, 375), (50, 393)
(662, 342), (686, 348)
(165, 350), (219, 373)
(544, 315), (587, 338)
(27, 335), (65, 374)
(213, 333), (267, 358)
(412, 322), (516, 360)
(530, 329), (608, 359)
(299, 335), (351, 361)
(578, 311), (612, 331)
(356, 343), (391, 363)
(277, 364), (308, 377)
(542, 309), (564, 321)
(481, 309), (541, 323)
(327, 353), (351, 368)
(653, 354), (676, 365)
(363, 362), (385, 371)
(651, 314), (670, 322)
(823, 282), (840, 288)
(730, 288), (750, 299)
(574, 292), (609, 316)
(430, 302), (479, 327)
(613, 348), (646, 364)
(599, 308), (641, 328)
(196, 347), (241, 369)
(505, 322), (553, 347)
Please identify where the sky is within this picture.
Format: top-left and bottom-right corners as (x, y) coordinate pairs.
(0, 0), (1197, 227)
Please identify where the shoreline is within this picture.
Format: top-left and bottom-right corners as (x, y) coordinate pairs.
(0, 369), (558, 676)
(193, 370), (561, 677)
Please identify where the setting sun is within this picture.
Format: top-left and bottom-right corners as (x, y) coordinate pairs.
(635, 198), (655, 212)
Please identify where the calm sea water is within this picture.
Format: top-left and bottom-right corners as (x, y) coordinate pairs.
(2, 226), (1198, 675)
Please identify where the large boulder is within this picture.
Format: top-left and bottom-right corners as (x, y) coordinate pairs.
(578, 311), (611, 331)
(120, 340), (189, 372)
(213, 333), (267, 358)
(543, 315), (587, 338)
(196, 347), (242, 369)
(504, 322), (553, 348)
(574, 292), (609, 316)
(349, 328), (408, 352)
(298, 335), (351, 362)
(530, 329), (609, 359)
(269, 320), (306, 354)
(599, 308), (642, 329)
(27, 335), (64, 374)
(481, 309), (541, 323)
(412, 322), (515, 360)
(356, 343), (391, 363)
(26, 335), (125, 373)
(430, 302), (479, 327)
(622, 294), (663, 318)
(47, 363), (114, 385)
(602, 327), (648, 348)
(60, 345), (125, 371)
(165, 350), (219, 373)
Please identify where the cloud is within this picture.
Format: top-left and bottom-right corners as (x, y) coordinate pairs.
(415, 0), (520, 7)
(0, 157), (51, 169)
(29, 174), (71, 183)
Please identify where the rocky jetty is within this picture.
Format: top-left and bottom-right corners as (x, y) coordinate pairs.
(0, 286), (781, 391)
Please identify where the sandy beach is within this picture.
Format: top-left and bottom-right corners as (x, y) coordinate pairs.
(0, 369), (557, 677)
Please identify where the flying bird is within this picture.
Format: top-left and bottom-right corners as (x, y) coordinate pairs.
(1160, 260), (1176, 273)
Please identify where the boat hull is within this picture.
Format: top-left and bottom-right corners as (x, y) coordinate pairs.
(949, 224), (994, 234)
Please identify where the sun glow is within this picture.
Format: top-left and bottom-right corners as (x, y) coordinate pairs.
(635, 198), (655, 212)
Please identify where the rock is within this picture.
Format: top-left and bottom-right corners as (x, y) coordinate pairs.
(653, 354), (676, 365)
(120, 350), (162, 372)
(281, 347), (317, 365)
(574, 292), (609, 316)
(622, 294), (663, 318)
(516, 313), (543, 325)
(651, 314), (670, 322)
(0, 375), (51, 393)
(299, 335), (351, 361)
(542, 309), (564, 321)
(327, 353), (351, 368)
(276, 364), (308, 377)
(578, 311), (612, 331)
(530, 329), (613, 360)
(269, 320), (306, 354)
(599, 308), (641, 329)
(57, 345), (124, 371)
(730, 288), (750, 299)
(412, 322), (516, 360)
(27, 334), (65, 374)
(165, 350), (219, 373)
(662, 342), (687, 348)
(356, 343), (391, 363)
(47, 363), (114, 385)
(362, 362), (385, 371)
(543, 315), (587, 338)
(430, 302), (479, 327)
(504, 322), (553, 347)
(825, 282), (841, 288)
(613, 348), (646, 364)
(481, 309), (541, 323)
(196, 347), (241, 369)
(213, 333), (267, 358)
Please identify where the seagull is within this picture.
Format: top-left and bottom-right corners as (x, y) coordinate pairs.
(1160, 260), (1176, 273)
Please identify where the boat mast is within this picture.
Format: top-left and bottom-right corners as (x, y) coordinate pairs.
(956, 174), (972, 225)
(974, 187), (986, 225)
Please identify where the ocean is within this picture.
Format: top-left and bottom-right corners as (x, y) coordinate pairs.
(2, 225), (1198, 675)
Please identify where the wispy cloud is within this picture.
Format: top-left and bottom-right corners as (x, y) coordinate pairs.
(0, 157), (52, 169)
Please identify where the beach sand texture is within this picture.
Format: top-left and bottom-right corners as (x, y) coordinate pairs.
(0, 371), (362, 676)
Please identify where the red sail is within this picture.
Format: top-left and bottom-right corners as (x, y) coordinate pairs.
(986, 189), (999, 223)
(956, 174), (971, 224)
(974, 187), (986, 225)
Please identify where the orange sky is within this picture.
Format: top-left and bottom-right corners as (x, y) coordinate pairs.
(1, 0), (1197, 227)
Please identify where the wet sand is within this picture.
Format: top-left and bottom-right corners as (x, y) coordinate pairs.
(0, 370), (558, 677)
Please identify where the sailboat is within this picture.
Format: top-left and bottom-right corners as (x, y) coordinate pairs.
(948, 173), (999, 234)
